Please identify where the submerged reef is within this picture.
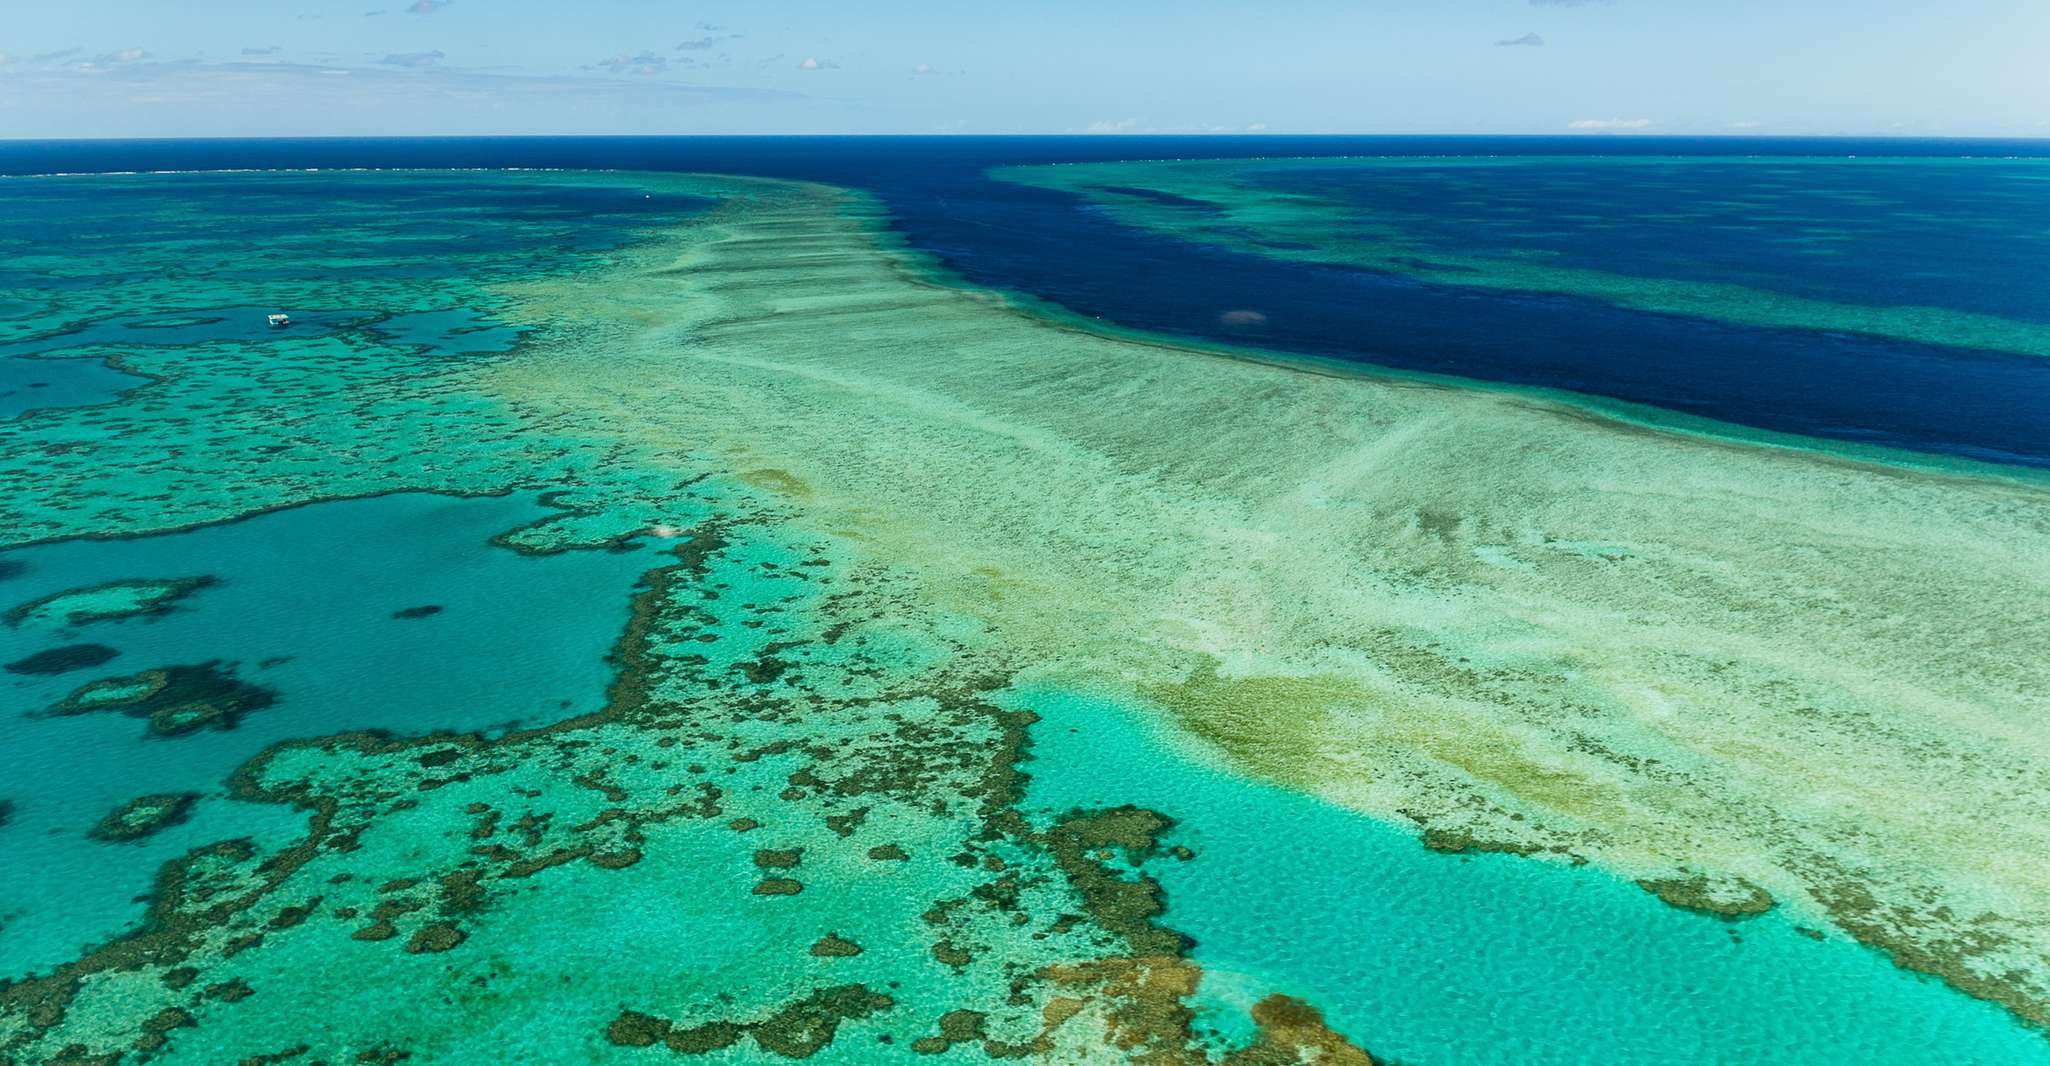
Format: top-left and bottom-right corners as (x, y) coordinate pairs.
(90, 794), (200, 844)
(50, 663), (278, 738)
(1635, 873), (1776, 920)
(4, 644), (117, 676)
(4, 576), (214, 629)
(0, 521), (1378, 1063)
(995, 157), (2050, 361)
(0, 168), (2048, 1060)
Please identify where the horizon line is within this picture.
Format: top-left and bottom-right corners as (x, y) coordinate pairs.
(6, 132), (2050, 145)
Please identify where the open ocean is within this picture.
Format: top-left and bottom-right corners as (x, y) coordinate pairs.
(9, 135), (2050, 465)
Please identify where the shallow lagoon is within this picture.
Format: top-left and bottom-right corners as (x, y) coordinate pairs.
(0, 354), (147, 419)
(1021, 685), (2050, 1064)
(0, 491), (662, 975)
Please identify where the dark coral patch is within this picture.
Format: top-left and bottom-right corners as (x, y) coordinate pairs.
(608, 984), (892, 1059)
(1043, 805), (1187, 958)
(6, 643), (119, 675)
(1637, 873), (1776, 920)
(51, 662), (277, 738)
(91, 792), (200, 843)
(391, 605), (444, 620)
(752, 986), (893, 1058)
(808, 934), (862, 958)
(405, 924), (467, 954)
(133, 1006), (195, 1054)
(910, 1009), (986, 1054)
(607, 1011), (669, 1048)
(1418, 825), (1545, 858)
(752, 848), (802, 869)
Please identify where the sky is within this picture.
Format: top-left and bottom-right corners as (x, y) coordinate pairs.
(1, 0), (2046, 139)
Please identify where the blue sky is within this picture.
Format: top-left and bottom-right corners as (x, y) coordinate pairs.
(1, 0), (2045, 138)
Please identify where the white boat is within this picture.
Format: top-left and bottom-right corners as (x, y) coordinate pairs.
(266, 313), (291, 328)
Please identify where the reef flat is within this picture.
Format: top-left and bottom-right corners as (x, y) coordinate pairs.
(485, 177), (2050, 1035)
(1, 169), (2047, 1063)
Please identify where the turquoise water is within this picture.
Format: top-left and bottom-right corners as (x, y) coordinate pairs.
(1018, 685), (2050, 1065)
(369, 307), (525, 356)
(0, 162), (2045, 1063)
(0, 354), (148, 419)
(0, 307), (372, 358)
(0, 491), (662, 975)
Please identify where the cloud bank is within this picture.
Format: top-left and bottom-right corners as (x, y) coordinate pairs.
(381, 50), (447, 68)
(592, 51), (669, 75)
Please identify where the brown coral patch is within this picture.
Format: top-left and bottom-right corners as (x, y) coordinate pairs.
(808, 934), (862, 958)
(607, 984), (892, 1059)
(90, 792), (199, 843)
(1636, 873), (1775, 920)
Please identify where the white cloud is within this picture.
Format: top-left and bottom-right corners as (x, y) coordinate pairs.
(797, 56), (838, 71)
(408, 0), (451, 13)
(913, 62), (935, 75)
(1568, 117), (1653, 130)
(65, 47), (150, 73)
(381, 50), (446, 68)
(0, 57), (806, 137)
(1084, 118), (1137, 134)
(676, 33), (740, 51)
(592, 51), (668, 75)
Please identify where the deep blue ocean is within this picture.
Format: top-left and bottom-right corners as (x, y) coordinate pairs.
(6, 135), (2049, 467)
